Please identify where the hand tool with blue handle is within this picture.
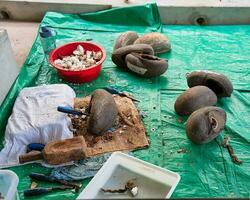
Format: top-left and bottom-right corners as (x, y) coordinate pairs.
(57, 105), (88, 116)
(24, 186), (73, 196)
(27, 143), (45, 152)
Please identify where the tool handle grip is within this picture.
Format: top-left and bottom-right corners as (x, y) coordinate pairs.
(27, 143), (45, 152)
(19, 151), (43, 164)
(103, 87), (121, 95)
(24, 188), (51, 196)
(30, 172), (55, 182)
(57, 106), (82, 116)
(30, 172), (81, 189)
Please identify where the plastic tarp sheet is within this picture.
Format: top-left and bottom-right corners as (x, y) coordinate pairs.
(0, 3), (249, 199)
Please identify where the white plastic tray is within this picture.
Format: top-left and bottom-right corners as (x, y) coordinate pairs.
(77, 152), (180, 199)
(0, 170), (19, 200)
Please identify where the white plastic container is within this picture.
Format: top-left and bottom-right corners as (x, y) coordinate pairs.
(0, 29), (19, 105)
(0, 170), (19, 200)
(77, 152), (180, 199)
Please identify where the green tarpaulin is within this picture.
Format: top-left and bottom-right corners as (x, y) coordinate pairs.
(0, 3), (249, 199)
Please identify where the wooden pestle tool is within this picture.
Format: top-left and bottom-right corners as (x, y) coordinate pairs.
(19, 136), (87, 165)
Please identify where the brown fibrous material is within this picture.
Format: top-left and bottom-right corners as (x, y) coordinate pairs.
(221, 136), (243, 165)
(101, 179), (137, 194)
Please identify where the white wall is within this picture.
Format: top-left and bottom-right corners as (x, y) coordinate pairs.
(0, 0), (250, 24)
(0, 29), (19, 105)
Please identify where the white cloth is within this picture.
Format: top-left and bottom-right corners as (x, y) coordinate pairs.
(0, 84), (76, 168)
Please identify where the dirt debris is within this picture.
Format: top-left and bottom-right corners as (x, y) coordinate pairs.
(177, 148), (188, 154)
(70, 95), (149, 157)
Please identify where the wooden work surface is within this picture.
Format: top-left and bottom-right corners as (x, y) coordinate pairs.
(72, 95), (149, 157)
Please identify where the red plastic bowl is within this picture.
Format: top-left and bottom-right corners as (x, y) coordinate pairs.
(49, 41), (106, 83)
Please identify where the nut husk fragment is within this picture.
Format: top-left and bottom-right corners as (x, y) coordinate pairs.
(111, 44), (154, 68)
(87, 89), (118, 135)
(186, 70), (233, 97)
(125, 52), (168, 77)
(221, 136), (242, 165)
(186, 106), (226, 144)
(134, 32), (171, 54)
(174, 86), (217, 115)
(113, 31), (139, 51)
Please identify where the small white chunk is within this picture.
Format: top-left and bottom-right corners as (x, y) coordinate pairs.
(77, 45), (84, 55)
(86, 50), (93, 59)
(71, 56), (79, 64)
(54, 59), (62, 65)
(94, 51), (102, 60)
(87, 58), (96, 66)
(73, 50), (80, 55)
(66, 60), (72, 67)
(79, 55), (86, 61)
(61, 63), (67, 68)
(131, 187), (138, 197)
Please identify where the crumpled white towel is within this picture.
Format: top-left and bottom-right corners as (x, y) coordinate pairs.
(0, 84), (76, 168)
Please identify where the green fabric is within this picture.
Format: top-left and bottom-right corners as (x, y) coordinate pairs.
(0, 3), (250, 199)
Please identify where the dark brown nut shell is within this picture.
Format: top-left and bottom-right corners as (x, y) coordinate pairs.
(134, 32), (171, 54)
(87, 89), (118, 135)
(186, 106), (226, 144)
(113, 31), (139, 51)
(125, 52), (168, 77)
(111, 44), (154, 68)
(174, 86), (217, 115)
(186, 70), (233, 97)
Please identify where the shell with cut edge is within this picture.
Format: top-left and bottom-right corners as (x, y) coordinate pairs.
(134, 32), (171, 54)
(186, 106), (226, 144)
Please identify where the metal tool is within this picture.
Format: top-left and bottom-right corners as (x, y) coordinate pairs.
(29, 172), (81, 190)
(24, 186), (73, 196)
(103, 87), (140, 102)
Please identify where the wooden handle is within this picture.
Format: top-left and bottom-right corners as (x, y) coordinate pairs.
(19, 151), (43, 164)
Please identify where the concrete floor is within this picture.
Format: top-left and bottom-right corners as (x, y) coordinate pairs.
(0, 21), (39, 67)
